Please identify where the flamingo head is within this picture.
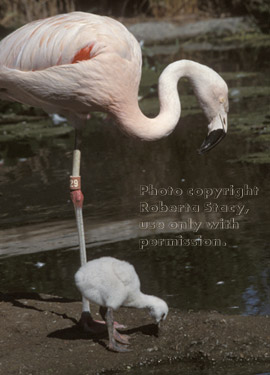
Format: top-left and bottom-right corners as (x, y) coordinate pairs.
(196, 71), (229, 154)
(149, 297), (169, 325)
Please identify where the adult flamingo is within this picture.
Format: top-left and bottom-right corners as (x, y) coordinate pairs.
(0, 12), (228, 331)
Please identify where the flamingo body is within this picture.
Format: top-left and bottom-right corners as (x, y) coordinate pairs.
(75, 256), (168, 319)
(75, 256), (141, 310)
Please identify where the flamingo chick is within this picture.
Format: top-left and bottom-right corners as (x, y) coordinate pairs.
(75, 257), (168, 352)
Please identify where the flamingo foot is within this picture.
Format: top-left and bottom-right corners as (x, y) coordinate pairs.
(108, 340), (131, 353)
(114, 322), (127, 330)
(79, 312), (126, 333)
(114, 330), (130, 345)
(79, 311), (107, 333)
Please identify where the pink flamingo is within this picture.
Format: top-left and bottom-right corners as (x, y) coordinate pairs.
(0, 12), (228, 331)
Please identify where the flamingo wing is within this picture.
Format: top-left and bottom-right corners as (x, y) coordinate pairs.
(112, 260), (140, 288)
(0, 12), (142, 120)
(0, 12), (141, 72)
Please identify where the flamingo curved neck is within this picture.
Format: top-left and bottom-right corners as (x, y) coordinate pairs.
(125, 292), (161, 310)
(114, 60), (204, 141)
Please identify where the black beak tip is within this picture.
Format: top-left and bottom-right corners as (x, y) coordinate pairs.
(198, 129), (226, 155)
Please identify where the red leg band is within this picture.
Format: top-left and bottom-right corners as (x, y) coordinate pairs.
(70, 190), (84, 209)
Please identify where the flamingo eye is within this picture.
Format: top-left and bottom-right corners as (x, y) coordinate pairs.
(219, 96), (224, 103)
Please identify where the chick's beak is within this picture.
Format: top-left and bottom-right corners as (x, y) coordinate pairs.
(198, 112), (227, 154)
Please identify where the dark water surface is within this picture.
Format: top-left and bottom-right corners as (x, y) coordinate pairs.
(0, 43), (270, 322)
(121, 362), (270, 375)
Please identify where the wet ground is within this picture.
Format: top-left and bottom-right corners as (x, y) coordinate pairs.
(1, 293), (269, 375)
(0, 16), (270, 375)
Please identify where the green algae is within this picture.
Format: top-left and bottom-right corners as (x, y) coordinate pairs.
(230, 111), (269, 133)
(139, 93), (199, 117)
(222, 72), (262, 81)
(228, 86), (270, 165)
(229, 151), (270, 164)
(253, 133), (270, 143)
(0, 119), (73, 143)
(229, 85), (270, 99)
(221, 32), (270, 49)
(183, 31), (270, 51)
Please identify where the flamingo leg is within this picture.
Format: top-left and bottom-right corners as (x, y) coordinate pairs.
(99, 306), (127, 332)
(105, 307), (131, 353)
(70, 130), (106, 332)
(71, 130), (126, 333)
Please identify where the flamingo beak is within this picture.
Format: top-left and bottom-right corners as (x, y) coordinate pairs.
(198, 112), (227, 154)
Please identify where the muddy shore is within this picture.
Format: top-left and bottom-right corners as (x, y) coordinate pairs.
(1, 293), (269, 374)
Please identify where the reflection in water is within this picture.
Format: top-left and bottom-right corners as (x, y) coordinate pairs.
(242, 270), (270, 315)
(0, 45), (269, 316)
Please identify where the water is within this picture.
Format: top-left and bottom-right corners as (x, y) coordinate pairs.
(119, 362), (270, 375)
(0, 42), (270, 321)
